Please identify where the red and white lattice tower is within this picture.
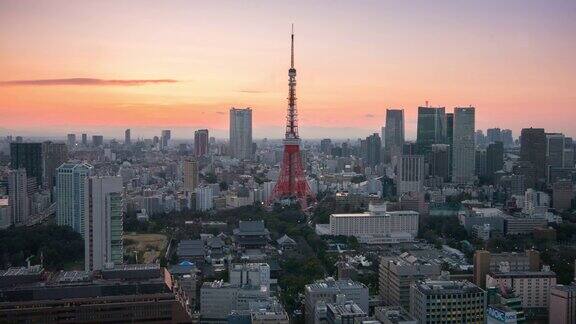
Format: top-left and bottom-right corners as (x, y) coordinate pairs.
(269, 26), (315, 209)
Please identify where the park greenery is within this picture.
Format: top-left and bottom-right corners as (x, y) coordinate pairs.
(0, 224), (83, 270)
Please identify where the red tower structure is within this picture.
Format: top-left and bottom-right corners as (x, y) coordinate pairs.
(269, 26), (314, 208)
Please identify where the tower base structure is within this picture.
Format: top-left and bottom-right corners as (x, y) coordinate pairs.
(270, 142), (314, 209)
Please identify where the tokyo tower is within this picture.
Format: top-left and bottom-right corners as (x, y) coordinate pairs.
(269, 26), (315, 209)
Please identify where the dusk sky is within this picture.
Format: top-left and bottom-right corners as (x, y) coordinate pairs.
(1, 0), (575, 140)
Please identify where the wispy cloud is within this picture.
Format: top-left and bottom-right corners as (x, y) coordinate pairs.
(0, 78), (178, 86)
(239, 89), (266, 94)
(364, 113), (375, 118)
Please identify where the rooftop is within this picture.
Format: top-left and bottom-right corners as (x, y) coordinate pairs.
(0, 266), (44, 277)
(415, 280), (484, 295)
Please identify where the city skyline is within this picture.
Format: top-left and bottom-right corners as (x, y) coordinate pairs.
(1, 0), (576, 139)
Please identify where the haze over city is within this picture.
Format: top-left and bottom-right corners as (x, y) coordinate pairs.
(1, 0), (575, 139)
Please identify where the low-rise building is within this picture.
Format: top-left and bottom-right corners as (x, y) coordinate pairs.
(304, 278), (369, 324)
(549, 284), (576, 324)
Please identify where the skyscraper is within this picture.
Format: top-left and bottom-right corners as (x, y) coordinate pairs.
(416, 106), (446, 154)
(520, 128), (546, 187)
(124, 129), (131, 145)
(10, 142), (43, 186)
(85, 176), (124, 271)
(67, 133), (76, 147)
(8, 168), (30, 225)
(385, 109), (405, 161)
(42, 141), (68, 190)
(486, 141), (504, 180)
(452, 107), (476, 183)
(486, 128), (502, 143)
(81, 133), (88, 146)
(365, 133), (381, 167)
(429, 144), (451, 182)
(183, 159), (199, 192)
(501, 129), (514, 147)
(194, 129), (209, 157)
(229, 108), (253, 160)
(92, 135), (104, 147)
(56, 163), (93, 236)
(161, 130), (171, 149)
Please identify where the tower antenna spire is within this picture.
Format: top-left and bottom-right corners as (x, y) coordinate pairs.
(291, 24), (294, 69)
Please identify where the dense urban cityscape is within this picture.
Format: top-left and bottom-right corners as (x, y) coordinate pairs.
(1, 2), (576, 324)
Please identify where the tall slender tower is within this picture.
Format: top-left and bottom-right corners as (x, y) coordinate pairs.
(270, 26), (314, 208)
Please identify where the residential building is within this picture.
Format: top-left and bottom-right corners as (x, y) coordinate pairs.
(230, 107), (253, 160)
(183, 159), (199, 192)
(410, 280), (486, 324)
(85, 176), (124, 271)
(7, 169), (30, 225)
(195, 186), (213, 211)
(452, 106), (476, 183)
(0, 198), (10, 229)
(486, 265), (556, 312)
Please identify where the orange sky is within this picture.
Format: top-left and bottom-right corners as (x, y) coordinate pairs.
(1, 0), (575, 139)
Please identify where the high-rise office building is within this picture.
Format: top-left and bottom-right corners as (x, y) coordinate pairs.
(385, 109), (405, 161)
(486, 141), (504, 180)
(487, 128), (502, 143)
(229, 107), (253, 160)
(194, 129), (209, 157)
(429, 144), (451, 182)
(161, 130), (171, 149)
(56, 163), (93, 236)
(92, 135), (104, 147)
(365, 133), (381, 167)
(124, 129), (131, 145)
(502, 129), (514, 148)
(416, 106), (446, 154)
(396, 155), (424, 195)
(410, 280), (486, 323)
(183, 159), (199, 192)
(85, 176), (124, 271)
(67, 134), (76, 147)
(8, 168), (30, 225)
(10, 142), (43, 186)
(81, 133), (88, 146)
(452, 107), (476, 183)
(380, 126), (386, 148)
(520, 128), (546, 187)
(552, 179), (574, 211)
(42, 141), (68, 190)
(320, 139), (332, 155)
